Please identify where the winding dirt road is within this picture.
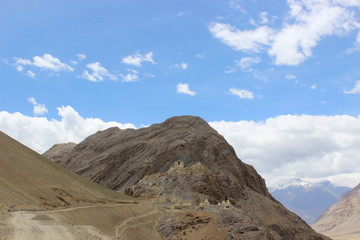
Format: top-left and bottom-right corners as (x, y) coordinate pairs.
(7, 204), (139, 240)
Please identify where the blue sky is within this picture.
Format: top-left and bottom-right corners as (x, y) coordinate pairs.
(1, 0), (360, 187)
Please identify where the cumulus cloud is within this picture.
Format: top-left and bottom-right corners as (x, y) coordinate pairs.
(209, 0), (360, 65)
(0, 106), (135, 153)
(343, 80), (360, 93)
(81, 62), (117, 82)
(121, 52), (156, 67)
(14, 53), (73, 72)
(210, 114), (360, 188)
(176, 83), (197, 96)
(28, 97), (48, 116)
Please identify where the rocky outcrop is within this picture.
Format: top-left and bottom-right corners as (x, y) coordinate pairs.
(46, 115), (331, 240)
(53, 116), (269, 199)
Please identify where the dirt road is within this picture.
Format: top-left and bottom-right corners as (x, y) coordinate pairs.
(7, 203), (160, 240)
(9, 211), (76, 240)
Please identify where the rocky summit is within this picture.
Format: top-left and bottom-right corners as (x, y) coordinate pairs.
(45, 115), (331, 239)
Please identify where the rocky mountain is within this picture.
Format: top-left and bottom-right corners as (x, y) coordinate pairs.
(313, 183), (360, 240)
(43, 142), (77, 162)
(269, 178), (350, 224)
(45, 115), (331, 239)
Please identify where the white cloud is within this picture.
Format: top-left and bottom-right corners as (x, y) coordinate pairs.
(121, 52), (156, 67)
(310, 84), (317, 89)
(76, 53), (86, 61)
(229, 88), (255, 99)
(81, 62), (117, 82)
(209, 0), (360, 65)
(333, 0), (360, 7)
(0, 106), (135, 153)
(120, 73), (138, 82)
(14, 54), (74, 72)
(270, 0), (360, 65)
(343, 80), (360, 93)
(171, 62), (188, 70)
(16, 65), (24, 72)
(235, 56), (261, 70)
(27, 97), (48, 116)
(210, 114), (360, 188)
(176, 83), (197, 96)
(209, 22), (273, 52)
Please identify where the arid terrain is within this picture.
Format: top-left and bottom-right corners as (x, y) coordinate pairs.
(0, 130), (169, 240)
(313, 183), (360, 240)
(43, 115), (331, 239)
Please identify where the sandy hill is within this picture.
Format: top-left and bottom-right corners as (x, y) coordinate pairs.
(313, 183), (360, 240)
(0, 131), (165, 240)
(0, 131), (131, 211)
(45, 115), (331, 239)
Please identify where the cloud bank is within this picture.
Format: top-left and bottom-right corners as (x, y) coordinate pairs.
(0, 106), (135, 153)
(210, 114), (360, 188)
(2, 107), (360, 188)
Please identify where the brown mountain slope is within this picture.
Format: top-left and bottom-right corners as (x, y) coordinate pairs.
(0, 131), (131, 211)
(0, 131), (166, 240)
(48, 115), (331, 239)
(43, 142), (77, 162)
(313, 183), (360, 240)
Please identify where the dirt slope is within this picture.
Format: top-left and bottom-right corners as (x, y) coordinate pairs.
(0, 131), (164, 240)
(313, 183), (360, 240)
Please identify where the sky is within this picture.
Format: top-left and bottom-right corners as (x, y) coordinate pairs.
(1, 0), (360, 188)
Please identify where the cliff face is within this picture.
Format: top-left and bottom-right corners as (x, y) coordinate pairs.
(46, 115), (331, 240)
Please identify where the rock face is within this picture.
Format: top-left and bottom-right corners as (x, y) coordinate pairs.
(54, 116), (269, 199)
(43, 142), (77, 162)
(313, 183), (360, 239)
(269, 178), (350, 225)
(47, 115), (330, 240)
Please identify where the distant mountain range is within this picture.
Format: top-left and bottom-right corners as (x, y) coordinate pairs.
(269, 178), (350, 225)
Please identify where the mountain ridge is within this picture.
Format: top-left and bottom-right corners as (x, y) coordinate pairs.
(44, 115), (331, 239)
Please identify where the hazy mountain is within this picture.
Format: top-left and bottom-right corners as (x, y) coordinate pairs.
(313, 183), (360, 240)
(45, 115), (331, 239)
(269, 178), (350, 224)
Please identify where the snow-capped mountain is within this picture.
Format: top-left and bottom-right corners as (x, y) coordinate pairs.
(269, 178), (350, 225)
